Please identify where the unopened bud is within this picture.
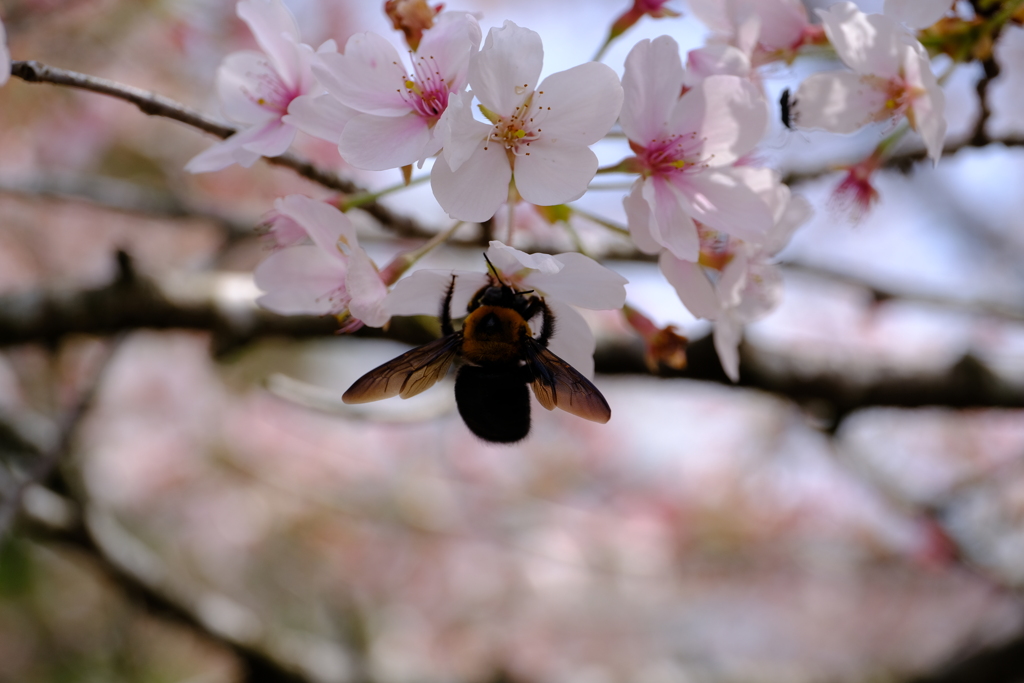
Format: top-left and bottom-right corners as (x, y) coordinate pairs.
(384, 0), (443, 52)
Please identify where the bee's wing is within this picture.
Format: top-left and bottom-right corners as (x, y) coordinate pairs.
(524, 339), (611, 423)
(342, 334), (462, 404)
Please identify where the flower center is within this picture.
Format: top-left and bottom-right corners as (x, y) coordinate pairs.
(482, 90), (544, 158)
(399, 52), (450, 122)
(244, 61), (298, 115)
(635, 131), (706, 178)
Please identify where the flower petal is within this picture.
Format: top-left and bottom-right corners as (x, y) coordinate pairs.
(643, 177), (700, 262)
(274, 194), (356, 258)
(254, 245), (346, 315)
(905, 47), (946, 164)
(470, 21), (542, 115)
(487, 242), (563, 275)
(0, 18), (8, 87)
(315, 34), (410, 116)
(819, 2), (904, 77)
(669, 75), (767, 166)
(240, 118), (296, 157)
(237, 0), (302, 87)
(544, 299), (597, 380)
(531, 62), (623, 146)
(792, 70), (888, 133)
(513, 141), (597, 207)
(674, 170), (773, 240)
(440, 91), (492, 171)
(416, 12), (481, 90)
(713, 315), (742, 382)
(884, 0), (952, 29)
(620, 36), (685, 143)
(525, 252), (627, 310)
(385, 269), (489, 317)
(430, 144), (511, 222)
(185, 125), (267, 173)
(283, 93), (356, 143)
(217, 51), (282, 125)
(659, 253), (721, 320)
(345, 247), (389, 327)
(623, 181), (664, 256)
(340, 111), (438, 170)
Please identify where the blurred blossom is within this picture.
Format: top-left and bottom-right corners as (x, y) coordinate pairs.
(385, 241), (627, 377)
(431, 21), (624, 221)
(620, 35), (771, 262)
(884, 0), (954, 29)
(185, 0), (336, 173)
(305, 12), (481, 171)
(688, 0), (822, 64)
(0, 17), (9, 87)
(791, 2), (947, 164)
(253, 194), (388, 329)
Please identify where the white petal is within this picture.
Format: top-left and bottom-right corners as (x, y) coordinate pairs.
(545, 300), (596, 380)
(217, 51), (282, 125)
(430, 145), (511, 222)
(240, 118), (296, 157)
(525, 252), (627, 310)
(345, 248), (389, 327)
(254, 245), (346, 315)
(340, 112), (438, 170)
(237, 0), (302, 86)
(487, 242), (563, 275)
(513, 141), (597, 207)
(471, 21), (542, 115)
(669, 75), (767, 166)
(884, 0), (952, 29)
(675, 170), (773, 240)
(274, 194), (356, 258)
(0, 18), (9, 87)
(659, 253), (721, 320)
(717, 252), (749, 309)
(185, 126), (265, 173)
(315, 34), (409, 116)
(643, 177), (700, 262)
(620, 36), (685, 144)
(713, 315), (743, 382)
(818, 2), (905, 77)
(416, 12), (481, 90)
(530, 63), (623, 146)
(792, 70), (888, 133)
(764, 194), (812, 256)
(440, 91), (491, 171)
(755, 0), (810, 51)
(686, 44), (751, 84)
(284, 93), (355, 143)
(385, 269), (489, 317)
(905, 48), (946, 164)
(623, 181), (663, 255)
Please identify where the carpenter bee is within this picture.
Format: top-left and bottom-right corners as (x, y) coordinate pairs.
(780, 88), (795, 129)
(342, 258), (611, 443)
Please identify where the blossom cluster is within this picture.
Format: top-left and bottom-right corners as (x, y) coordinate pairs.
(171, 0), (953, 383)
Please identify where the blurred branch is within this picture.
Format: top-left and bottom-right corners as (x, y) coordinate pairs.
(970, 56), (1001, 147)
(8, 60), (435, 240)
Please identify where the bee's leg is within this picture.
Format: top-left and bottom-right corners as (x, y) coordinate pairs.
(534, 299), (556, 348)
(440, 274), (457, 336)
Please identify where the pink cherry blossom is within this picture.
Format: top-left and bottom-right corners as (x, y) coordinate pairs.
(253, 195), (388, 330)
(688, 0), (821, 64)
(0, 17), (9, 87)
(884, 0), (954, 29)
(431, 21), (624, 222)
(791, 2), (946, 163)
(185, 0), (334, 173)
(307, 12), (481, 171)
(619, 35), (771, 262)
(385, 241), (627, 377)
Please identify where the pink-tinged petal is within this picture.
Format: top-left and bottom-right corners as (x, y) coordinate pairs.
(241, 118), (296, 157)
(643, 178), (700, 262)
(530, 62), (623, 146)
(185, 126), (265, 173)
(623, 182), (663, 255)
(792, 70), (888, 133)
(217, 51), (282, 125)
(687, 0), (735, 36)
(717, 252), (749, 309)
(487, 242), (563, 275)
(439, 91), (491, 171)
(713, 315), (742, 382)
(544, 300), (596, 380)
(818, 2), (904, 77)
(315, 35), (410, 116)
(620, 36), (685, 143)
(524, 252), (627, 310)
(884, 0), (952, 29)
(736, 261), (783, 320)
(385, 269), (489, 316)
(283, 93), (355, 143)
(254, 245), (346, 315)
(340, 112), (438, 170)
(686, 45), (751, 84)
(757, 0), (810, 51)
(659, 253), (721, 320)
(237, 0), (302, 87)
(274, 194), (356, 258)
(670, 75), (767, 166)
(905, 49), (946, 164)
(416, 12), (481, 89)
(345, 248), (389, 327)
(513, 142), (597, 207)
(675, 171), (773, 241)
(431, 145), (511, 222)
(765, 194), (812, 255)
(0, 19), (10, 87)
(470, 21), (542, 115)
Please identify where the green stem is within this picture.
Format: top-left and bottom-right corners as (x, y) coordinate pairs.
(570, 206), (631, 236)
(382, 221), (464, 285)
(340, 174), (430, 211)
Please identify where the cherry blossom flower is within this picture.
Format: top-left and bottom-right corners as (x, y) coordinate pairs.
(0, 17), (10, 87)
(619, 35), (771, 262)
(688, 0), (823, 64)
(660, 169), (811, 381)
(385, 241), (627, 377)
(884, 0), (954, 30)
(307, 12), (481, 171)
(254, 195), (388, 330)
(790, 2), (947, 163)
(186, 0), (334, 173)
(431, 21), (624, 222)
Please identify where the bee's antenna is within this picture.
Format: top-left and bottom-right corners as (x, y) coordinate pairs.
(482, 253), (506, 285)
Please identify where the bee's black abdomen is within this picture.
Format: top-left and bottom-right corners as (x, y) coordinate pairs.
(455, 365), (531, 444)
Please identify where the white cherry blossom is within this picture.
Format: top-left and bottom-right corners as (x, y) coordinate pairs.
(688, 0), (818, 63)
(306, 12), (481, 171)
(385, 241), (627, 378)
(430, 21), (624, 222)
(254, 195), (388, 330)
(620, 35), (771, 262)
(186, 0), (334, 173)
(791, 2), (946, 163)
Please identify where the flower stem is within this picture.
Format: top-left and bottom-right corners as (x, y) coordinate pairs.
(380, 221), (465, 285)
(340, 174), (430, 211)
(570, 205), (631, 236)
